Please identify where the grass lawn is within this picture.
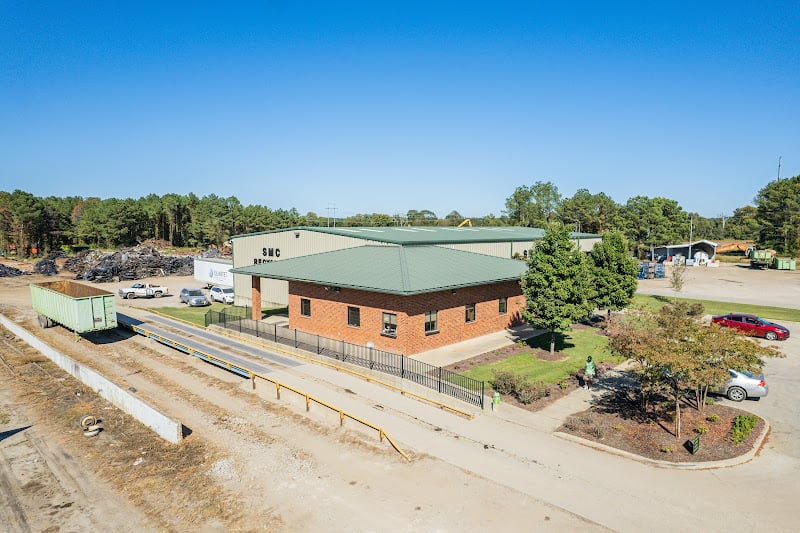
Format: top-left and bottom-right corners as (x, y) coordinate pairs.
(459, 327), (625, 386)
(632, 294), (800, 322)
(459, 294), (799, 387)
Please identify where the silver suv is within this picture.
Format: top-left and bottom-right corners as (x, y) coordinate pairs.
(209, 286), (234, 304)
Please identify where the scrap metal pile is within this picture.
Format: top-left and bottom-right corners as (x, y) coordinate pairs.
(63, 245), (194, 282)
(0, 263), (30, 277)
(33, 251), (65, 276)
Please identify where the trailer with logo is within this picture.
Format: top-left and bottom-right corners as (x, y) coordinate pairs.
(194, 257), (234, 289)
(30, 280), (117, 332)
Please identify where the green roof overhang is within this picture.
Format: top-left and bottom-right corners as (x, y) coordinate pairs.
(232, 245), (527, 296)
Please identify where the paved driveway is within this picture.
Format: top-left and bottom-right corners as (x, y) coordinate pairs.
(723, 325), (800, 460)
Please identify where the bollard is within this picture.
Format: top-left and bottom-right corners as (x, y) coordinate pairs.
(492, 392), (501, 412)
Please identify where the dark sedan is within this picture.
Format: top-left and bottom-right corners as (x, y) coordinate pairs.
(711, 313), (790, 341)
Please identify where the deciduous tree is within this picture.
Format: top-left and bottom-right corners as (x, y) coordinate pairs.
(607, 304), (781, 438)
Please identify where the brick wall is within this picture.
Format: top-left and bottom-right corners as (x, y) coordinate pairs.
(287, 281), (525, 355)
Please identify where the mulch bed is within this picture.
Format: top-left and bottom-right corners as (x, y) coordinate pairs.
(558, 394), (765, 462)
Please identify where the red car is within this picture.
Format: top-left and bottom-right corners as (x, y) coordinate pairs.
(711, 313), (790, 341)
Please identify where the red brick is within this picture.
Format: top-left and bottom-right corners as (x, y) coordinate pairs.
(287, 281), (525, 355)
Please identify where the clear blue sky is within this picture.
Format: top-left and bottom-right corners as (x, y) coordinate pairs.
(1, 1), (798, 220)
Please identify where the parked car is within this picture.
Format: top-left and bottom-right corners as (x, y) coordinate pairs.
(710, 369), (768, 402)
(209, 286), (234, 304)
(711, 313), (790, 341)
(179, 288), (210, 307)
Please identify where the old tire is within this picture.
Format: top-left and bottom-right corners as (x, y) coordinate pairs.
(765, 331), (778, 341)
(79, 415), (97, 429)
(83, 428), (101, 438)
(727, 386), (747, 402)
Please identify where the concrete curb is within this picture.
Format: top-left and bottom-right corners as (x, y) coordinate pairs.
(554, 418), (771, 470)
(0, 313), (183, 444)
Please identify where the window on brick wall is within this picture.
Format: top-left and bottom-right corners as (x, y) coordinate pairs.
(300, 298), (311, 317)
(347, 306), (360, 327)
(424, 310), (438, 334)
(499, 297), (508, 315)
(382, 312), (397, 337)
(465, 303), (476, 323)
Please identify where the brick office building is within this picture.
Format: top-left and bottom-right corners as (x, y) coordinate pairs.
(233, 245), (528, 355)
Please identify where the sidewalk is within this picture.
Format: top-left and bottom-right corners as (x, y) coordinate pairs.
(411, 323), (548, 367)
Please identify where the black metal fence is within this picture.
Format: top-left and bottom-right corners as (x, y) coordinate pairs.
(205, 309), (485, 408)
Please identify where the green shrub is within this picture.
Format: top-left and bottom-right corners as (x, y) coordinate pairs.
(661, 445), (672, 453)
(491, 370), (520, 395)
(704, 397), (716, 406)
(730, 414), (760, 445)
(688, 303), (705, 316)
(515, 380), (549, 404)
(706, 414), (719, 422)
(558, 381), (569, 390)
(695, 425), (709, 435)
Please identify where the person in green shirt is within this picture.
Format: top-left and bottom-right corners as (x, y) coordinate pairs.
(584, 356), (597, 389)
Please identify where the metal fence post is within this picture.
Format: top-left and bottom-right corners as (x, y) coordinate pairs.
(438, 366), (442, 393)
(294, 328), (297, 348)
(317, 335), (320, 354)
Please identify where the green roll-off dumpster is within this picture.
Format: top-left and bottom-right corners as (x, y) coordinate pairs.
(30, 280), (117, 332)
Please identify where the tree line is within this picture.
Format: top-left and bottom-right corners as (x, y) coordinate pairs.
(503, 177), (800, 256)
(1, 174), (797, 255)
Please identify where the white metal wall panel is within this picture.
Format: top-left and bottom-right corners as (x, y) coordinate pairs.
(511, 241), (535, 258)
(232, 229), (394, 307)
(439, 242), (514, 258)
(575, 237), (601, 252)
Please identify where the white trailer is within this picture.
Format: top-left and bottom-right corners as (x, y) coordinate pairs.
(194, 257), (233, 288)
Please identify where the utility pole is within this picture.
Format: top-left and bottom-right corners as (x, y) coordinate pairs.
(326, 204), (337, 227)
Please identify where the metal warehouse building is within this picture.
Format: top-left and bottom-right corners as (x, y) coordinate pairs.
(229, 226), (600, 356)
(230, 226), (600, 307)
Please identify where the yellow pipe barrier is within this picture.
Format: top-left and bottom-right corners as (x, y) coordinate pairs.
(121, 319), (410, 461)
(133, 311), (473, 418)
(211, 328), (475, 420)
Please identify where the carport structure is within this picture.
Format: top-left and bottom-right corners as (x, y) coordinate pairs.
(652, 239), (718, 263)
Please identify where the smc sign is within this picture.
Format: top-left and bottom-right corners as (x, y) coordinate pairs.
(253, 247), (281, 265)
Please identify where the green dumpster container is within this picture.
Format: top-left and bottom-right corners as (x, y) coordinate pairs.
(773, 257), (795, 270)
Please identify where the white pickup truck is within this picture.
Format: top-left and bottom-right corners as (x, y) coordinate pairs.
(118, 282), (169, 299)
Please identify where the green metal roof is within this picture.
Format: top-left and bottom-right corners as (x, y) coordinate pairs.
(231, 225), (599, 245)
(231, 245), (528, 295)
